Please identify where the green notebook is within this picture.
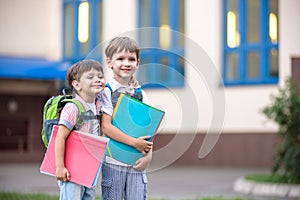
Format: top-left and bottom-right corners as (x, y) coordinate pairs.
(106, 93), (165, 165)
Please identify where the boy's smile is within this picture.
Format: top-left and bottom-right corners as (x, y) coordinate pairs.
(120, 66), (132, 73)
(74, 68), (105, 102)
(107, 50), (139, 84)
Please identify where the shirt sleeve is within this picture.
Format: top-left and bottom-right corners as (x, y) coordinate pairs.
(100, 87), (114, 116)
(58, 102), (79, 130)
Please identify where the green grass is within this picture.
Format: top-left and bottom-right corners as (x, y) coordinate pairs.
(200, 198), (251, 200)
(0, 192), (252, 200)
(245, 173), (291, 184)
(151, 198), (251, 200)
(0, 192), (59, 200)
(0, 192), (102, 200)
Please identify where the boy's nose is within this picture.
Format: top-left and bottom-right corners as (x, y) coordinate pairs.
(123, 59), (130, 66)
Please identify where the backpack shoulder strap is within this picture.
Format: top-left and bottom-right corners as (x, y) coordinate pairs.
(61, 99), (99, 129)
(105, 83), (120, 107)
(105, 83), (143, 106)
(135, 87), (143, 102)
(61, 99), (86, 114)
(105, 83), (113, 93)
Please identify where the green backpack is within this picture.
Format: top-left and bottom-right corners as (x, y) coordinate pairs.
(41, 89), (98, 148)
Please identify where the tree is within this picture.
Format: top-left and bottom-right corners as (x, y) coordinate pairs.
(262, 78), (300, 183)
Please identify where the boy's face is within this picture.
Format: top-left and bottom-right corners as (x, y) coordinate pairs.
(107, 50), (139, 81)
(72, 68), (105, 101)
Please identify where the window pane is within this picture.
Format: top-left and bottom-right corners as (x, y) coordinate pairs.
(138, 58), (151, 84)
(247, 52), (259, 78)
(247, 0), (259, 43)
(64, 4), (74, 57)
(177, 56), (185, 76)
(158, 57), (170, 82)
(80, 41), (89, 55)
(178, 0), (185, 48)
(159, 0), (170, 49)
(227, 0), (240, 48)
(269, 0), (278, 43)
(160, 0), (168, 25)
(269, 48), (278, 77)
(226, 52), (238, 80)
(97, 1), (103, 53)
(140, 0), (151, 26)
(79, 2), (90, 55)
(224, 0), (279, 84)
(138, 0), (184, 87)
(140, 0), (151, 47)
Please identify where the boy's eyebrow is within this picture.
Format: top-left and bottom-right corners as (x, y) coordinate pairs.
(84, 71), (103, 75)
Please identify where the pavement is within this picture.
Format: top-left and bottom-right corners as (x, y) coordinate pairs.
(0, 163), (299, 200)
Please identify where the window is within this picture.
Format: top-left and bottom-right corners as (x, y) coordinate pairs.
(138, 0), (185, 88)
(223, 0), (279, 85)
(63, 0), (103, 62)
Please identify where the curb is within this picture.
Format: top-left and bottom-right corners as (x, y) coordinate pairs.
(233, 176), (300, 198)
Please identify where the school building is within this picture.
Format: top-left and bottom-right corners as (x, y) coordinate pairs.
(0, 0), (300, 168)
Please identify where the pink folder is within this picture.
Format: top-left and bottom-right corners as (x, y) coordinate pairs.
(40, 125), (109, 188)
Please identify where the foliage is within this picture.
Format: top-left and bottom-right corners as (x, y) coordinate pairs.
(262, 78), (300, 183)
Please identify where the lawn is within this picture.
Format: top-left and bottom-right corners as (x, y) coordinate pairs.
(0, 192), (252, 200)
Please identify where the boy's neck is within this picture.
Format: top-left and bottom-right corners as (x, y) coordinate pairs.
(113, 76), (131, 86)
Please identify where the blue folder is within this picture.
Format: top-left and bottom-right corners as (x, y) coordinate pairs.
(106, 94), (165, 165)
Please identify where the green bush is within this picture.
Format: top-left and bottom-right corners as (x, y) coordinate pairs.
(262, 78), (300, 184)
(245, 174), (289, 184)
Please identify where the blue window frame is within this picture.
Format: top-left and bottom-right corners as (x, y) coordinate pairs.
(138, 0), (185, 88)
(63, 0), (103, 63)
(223, 0), (279, 86)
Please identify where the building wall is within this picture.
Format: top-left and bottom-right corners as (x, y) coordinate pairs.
(0, 0), (62, 60)
(279, 0), (300, 84)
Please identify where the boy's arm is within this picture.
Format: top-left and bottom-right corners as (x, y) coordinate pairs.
(55, 125), (71, 182)
(101, 112), (152, 153)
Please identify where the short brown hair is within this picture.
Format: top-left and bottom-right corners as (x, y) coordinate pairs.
(105, 37), (140, 60)
(66, 59), (103, 89)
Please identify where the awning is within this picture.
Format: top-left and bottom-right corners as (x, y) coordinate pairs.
(0, 57), (70, 80)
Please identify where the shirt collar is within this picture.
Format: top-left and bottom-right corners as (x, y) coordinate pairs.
(110, 78), (141, 91)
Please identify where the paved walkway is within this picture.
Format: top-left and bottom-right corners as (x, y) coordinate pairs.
(0, 163), (298, 199)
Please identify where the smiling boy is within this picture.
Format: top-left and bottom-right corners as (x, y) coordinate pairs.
(100, 37), (152, 200)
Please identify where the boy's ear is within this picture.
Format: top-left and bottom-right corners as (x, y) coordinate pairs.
(72, 80), (81, 91)
(106, 58), (113, 69)
(136, 58), (140, 69)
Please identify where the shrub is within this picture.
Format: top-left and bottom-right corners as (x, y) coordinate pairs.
(262, 78), (300, 184)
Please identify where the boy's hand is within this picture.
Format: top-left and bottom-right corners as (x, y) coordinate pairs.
(133, 150), (153, 171)
(134, 136), (152, 154)
(56, 166), (70, 182)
